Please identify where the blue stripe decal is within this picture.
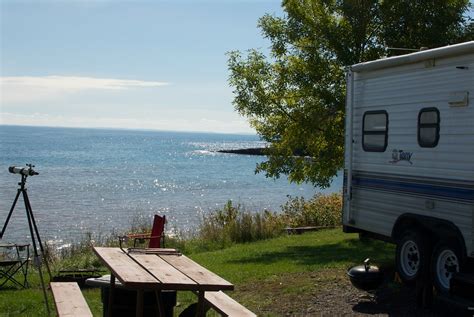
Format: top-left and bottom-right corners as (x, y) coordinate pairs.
(353, 177), (474, 202)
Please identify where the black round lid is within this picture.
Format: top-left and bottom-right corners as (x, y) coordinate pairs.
(348, 264), (380, 278)
(347, 258), (382, 279)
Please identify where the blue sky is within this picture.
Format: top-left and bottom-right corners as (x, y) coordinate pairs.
(0, 0), (282, 133)
(1, 1), (472, 133)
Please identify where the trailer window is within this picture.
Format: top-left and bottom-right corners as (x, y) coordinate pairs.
(362, 111), (388, 152)
(418, 108), (440, 147)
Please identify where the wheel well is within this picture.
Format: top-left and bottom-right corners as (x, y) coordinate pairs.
(391, 214), (467, 258)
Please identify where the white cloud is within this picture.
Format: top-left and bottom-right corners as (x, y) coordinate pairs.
(0, 76), (255, 134)
(0, 75), (169, 103)
(0, 112), (254, 134)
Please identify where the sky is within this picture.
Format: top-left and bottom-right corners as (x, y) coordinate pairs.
(1, 1), (473, 134)
(0, 0), (283, 134)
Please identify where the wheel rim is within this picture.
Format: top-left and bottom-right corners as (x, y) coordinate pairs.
(400, 240), (420, 277)
(436, 249), (459, 290)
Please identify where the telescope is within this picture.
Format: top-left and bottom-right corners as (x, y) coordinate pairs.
(8, 164), (39, 176)
(2, 163), (50, 314)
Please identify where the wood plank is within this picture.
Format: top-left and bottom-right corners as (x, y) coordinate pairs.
(127, 248), (181, 255)
(205, 291), (256, 317)
(93, 247), (157, 288)
(129, 253), (198, 290)
(127, 248), (178, 253)
(285, 226), (335, 234)
(159, 254), (234, 291)
(50, 282), (93, 317)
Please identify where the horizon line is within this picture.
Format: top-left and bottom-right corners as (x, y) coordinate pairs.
(0, 123), (258, 136)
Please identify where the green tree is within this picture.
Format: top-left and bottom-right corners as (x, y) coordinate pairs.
(380, 0), (471, 51)
(228, 0), (472, 188)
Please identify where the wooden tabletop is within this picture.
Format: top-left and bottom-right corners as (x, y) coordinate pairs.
(93, 247), (234, 292)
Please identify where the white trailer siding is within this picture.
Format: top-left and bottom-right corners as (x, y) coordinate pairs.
(344, 42), (474, 258)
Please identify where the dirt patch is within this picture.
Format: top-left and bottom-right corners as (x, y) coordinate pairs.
(235, 268), (453, 316)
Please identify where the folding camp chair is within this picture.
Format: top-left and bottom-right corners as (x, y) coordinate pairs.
(127, 215), (166, 248)
(0, 243), (29, 288)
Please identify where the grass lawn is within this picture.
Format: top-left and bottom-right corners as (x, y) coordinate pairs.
(0, 229), (395, 316)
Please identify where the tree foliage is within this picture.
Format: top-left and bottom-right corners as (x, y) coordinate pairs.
(228, 0), (472, 188)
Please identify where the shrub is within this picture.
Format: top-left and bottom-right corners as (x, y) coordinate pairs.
(197, 201), (285, 250)
(281, 192), (342, 228)
(195, 193), (342, 250)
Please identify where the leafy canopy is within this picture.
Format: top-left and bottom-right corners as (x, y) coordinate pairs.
(228, 0), (472, 188)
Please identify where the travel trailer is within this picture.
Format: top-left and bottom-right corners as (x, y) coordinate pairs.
(343, 41), (474, 293)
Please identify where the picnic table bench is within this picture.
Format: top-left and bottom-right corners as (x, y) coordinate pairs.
(204, 291), (257, 317)
(50, 282), (92, 317)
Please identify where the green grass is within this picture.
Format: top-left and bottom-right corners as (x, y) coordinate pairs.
(0, 229), (395, 316)
(189, 229), (394, 284)
(187, 229), (395, 316)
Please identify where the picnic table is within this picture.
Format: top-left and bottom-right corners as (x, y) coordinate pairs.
(93, 247), (234, 317)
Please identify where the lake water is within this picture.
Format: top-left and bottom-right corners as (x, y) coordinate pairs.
(0, 125), (341, 245)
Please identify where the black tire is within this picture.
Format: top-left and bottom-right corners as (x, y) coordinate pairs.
(395, 230), (429, 285)
(431, 240), (463, 293)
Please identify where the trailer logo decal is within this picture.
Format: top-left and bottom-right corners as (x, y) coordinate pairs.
(390, 149), (413, 165)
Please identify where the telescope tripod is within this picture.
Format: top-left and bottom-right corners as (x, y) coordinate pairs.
(0, 174), (51, 316)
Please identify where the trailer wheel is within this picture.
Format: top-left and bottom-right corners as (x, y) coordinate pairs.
(395, 230), (428, 284)
(431, 241), (462, 293)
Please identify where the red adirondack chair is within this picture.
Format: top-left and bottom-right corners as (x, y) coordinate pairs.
(127, 214), (166, 248)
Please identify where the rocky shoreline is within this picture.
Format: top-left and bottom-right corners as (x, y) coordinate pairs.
(216, 148), (267, 156)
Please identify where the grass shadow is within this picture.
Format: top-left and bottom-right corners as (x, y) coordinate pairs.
(227, 237), (394, 268)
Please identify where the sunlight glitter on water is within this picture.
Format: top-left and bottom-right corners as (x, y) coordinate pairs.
(0, 126), (342, 244)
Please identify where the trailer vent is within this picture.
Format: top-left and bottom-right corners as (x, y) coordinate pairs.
(448, 91), (469, 107)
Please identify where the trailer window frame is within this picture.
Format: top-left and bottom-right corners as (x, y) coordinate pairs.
(362, 110), (388, 152)
(418, 107), (440, 148)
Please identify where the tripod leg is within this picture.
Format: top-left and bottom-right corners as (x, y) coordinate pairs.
(23, 189), (52, 279)
(23, 190), (51, 316)
(0, 189), (21, 239)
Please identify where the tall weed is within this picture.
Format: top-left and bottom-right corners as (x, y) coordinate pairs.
(282, 193), (342, 227)
(197, 201), (285, 250)
(196, 193), (342, 250)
